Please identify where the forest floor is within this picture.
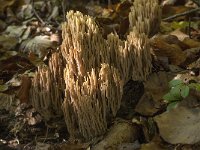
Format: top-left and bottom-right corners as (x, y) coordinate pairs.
(0, 0), (200, 149)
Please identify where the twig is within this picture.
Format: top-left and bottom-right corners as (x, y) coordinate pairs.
(61, 0), (67, 21)
(31, 0), (45, 25)
(163, 7), (200, 21)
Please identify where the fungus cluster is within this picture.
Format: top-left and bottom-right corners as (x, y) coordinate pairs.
(61, 11), (124, 139)
(29, 0), (161, 141)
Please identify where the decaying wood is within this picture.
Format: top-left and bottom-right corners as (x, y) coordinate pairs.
(92, 121), (140, 150)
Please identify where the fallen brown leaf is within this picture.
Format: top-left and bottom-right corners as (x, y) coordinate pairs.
(17, 75), (31, 103)
(151, 36), (186, 65)
(183, 38), (200, 48)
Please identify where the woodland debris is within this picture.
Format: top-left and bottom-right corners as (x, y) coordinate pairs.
(55, 143), (90, 150)
(0, 93), (15, 111)
(170, 29), (189, 41)
(174, 72), (200, 83)
(0, 19), (6, 31)
(20, 35), (56, 58)
(17, 75), (31, 103)
(140, 139), (168, 150)
(5, 25), (27, 38)
(135, 72), (174, 116)
(183, 46), (200, 67)
(144, 71), (174, 103)
(92, 121), (140, 150)
(159, 34), (189, 50)
(135, 92), (162, 116)
(118, 80), (144, 118)
(0, 35), (18, 50)
(188, 57), (200, 69)
(150, 36), (186, 65)
(183, 37), (200, 48)
(155, 90), (200, 144)
(0, 55), (35, 82)
(163, 7), (200, 21)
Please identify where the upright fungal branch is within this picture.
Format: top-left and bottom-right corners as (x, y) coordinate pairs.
(61, 11), (103, 74)
(62, 68), (107, 139)
(127, 27), (152, 80)
(129, 0), (161, 36)
(30, 52), (64, 120)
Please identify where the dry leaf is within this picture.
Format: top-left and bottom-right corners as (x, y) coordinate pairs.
(0, 19), (6, 31)
(0, 93), (15, 110)
(151, 36), (187, 65)
(183, 38), (200, 48)
(135, 92), (161, 116)
(170, 29), (189, 41)
(0, 0), (15, 17)
(155, 92), (200, 144)
(135, 72), (174, 116)
(0, 35), (18, 50)
(17, 75), (31, 103)
(20, 35), (55, 58)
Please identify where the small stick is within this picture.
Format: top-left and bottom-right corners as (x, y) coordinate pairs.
(31, 0), (45, 25)
(188, 15), (191, 38)
(62, 1), (66, 21)
(162, 7), (200, 21)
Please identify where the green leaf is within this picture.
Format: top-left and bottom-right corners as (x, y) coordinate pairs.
(167, 101), (178, 111)
(163, 93), (180, 102)
(170, 86), (181, 98)
(169, 79), (183, 88)
(180, 85), (189, 98)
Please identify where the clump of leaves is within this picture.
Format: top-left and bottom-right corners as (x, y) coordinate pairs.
(163, 79), (200, 111)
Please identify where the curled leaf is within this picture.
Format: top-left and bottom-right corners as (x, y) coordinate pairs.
(170, 85), (181, 99)
(167, 101), (178, 111)
(169, 79), (183, 87)
(163, 93), (180, 102)
(180, 85), (189, 98)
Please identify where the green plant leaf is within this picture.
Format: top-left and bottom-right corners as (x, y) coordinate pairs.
(169, 79), (183, 88)
(170, 86), (181, 98)
(163, 93), (180, 102)
(167, 101), (178, 111)
(180, 85), (189, 98)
